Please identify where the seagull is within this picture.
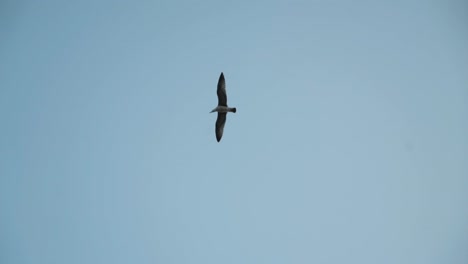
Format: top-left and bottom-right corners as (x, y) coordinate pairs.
(210, 72), (236, 142)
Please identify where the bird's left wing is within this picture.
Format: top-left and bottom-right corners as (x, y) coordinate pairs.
(217, 72), (227, 106)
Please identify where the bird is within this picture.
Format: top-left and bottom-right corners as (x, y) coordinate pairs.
(210, 72), (236, 142)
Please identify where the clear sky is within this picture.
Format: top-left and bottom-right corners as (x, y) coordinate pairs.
(1, 1), (467, 263)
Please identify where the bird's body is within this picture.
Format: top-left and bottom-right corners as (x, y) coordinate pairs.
(210, 72), (236, 142)
(210, 106), (237, 113)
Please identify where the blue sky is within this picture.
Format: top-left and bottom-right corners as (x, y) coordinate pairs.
(1, 1), (467, 263)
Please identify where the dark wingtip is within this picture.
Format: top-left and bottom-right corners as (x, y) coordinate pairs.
(218, 72), (224, 82)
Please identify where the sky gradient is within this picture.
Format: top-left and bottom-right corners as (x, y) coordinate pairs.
(1, 1), (467, 263)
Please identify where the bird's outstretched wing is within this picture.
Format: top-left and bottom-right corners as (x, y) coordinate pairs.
(215, 113), (227, 142)
(217, 72), (227, 106)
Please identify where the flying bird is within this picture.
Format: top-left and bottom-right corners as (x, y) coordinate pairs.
(210, 72), (236, 142)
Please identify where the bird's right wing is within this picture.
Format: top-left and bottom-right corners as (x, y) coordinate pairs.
(215, 113), (227, 142)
